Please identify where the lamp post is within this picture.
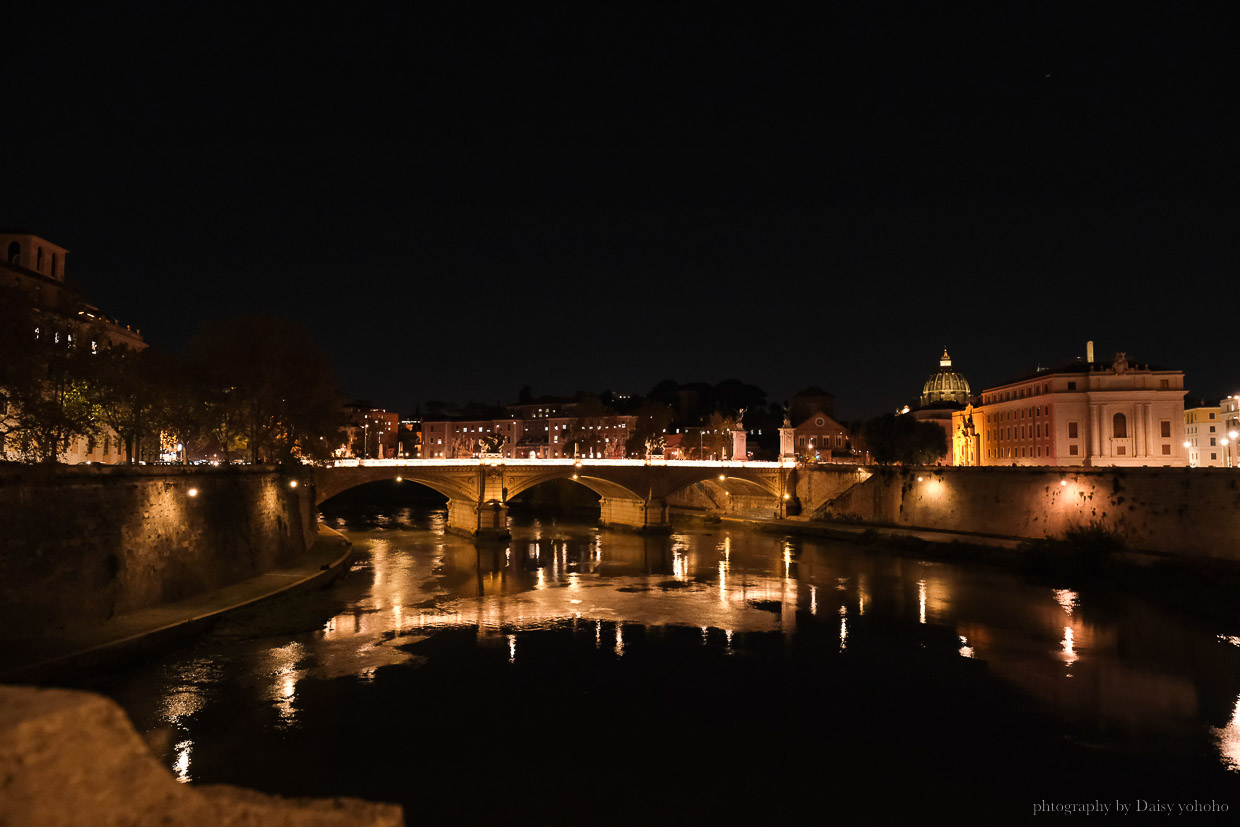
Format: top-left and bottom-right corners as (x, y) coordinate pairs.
(1230, 431), (1239, 468)
(1223, 437), (1232, 469)
(1183, 440), (1192, 467)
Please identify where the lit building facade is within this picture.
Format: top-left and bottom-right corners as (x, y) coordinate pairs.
(1220, 396), (1240, 468)
(421, 414), (637, 459)
(337, 405), (399, 459)
(792, 410), (853, 462)
(1, 232), (145, 464)
(953, 352), (1187, 467)
(1183, 401), (1223, 468)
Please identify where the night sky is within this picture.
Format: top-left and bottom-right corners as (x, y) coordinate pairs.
(6, 3), (1236, 419)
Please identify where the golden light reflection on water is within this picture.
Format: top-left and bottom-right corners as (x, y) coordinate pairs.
(838, 605), (847, 651)
(1053, 589), (1079, 616)
(267, 642), (305, 726)
(1213, 694), (1240, 771)
(173, 740), (192, 783)
(152, 517), (1240, 781)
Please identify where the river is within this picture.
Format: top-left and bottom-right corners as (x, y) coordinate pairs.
(77, 498), (1240, 821)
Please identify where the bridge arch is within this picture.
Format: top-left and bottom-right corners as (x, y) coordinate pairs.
(503, 469), (645, 502)
(662, 466), (785, 501)
(313, 466), (474, 506)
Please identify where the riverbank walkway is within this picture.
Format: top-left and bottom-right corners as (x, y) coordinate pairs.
(0, 525), (354, 684)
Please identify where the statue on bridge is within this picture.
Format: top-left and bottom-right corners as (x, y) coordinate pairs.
(734, 408), (746, 430)
(477, 434), (508, 455)
(644, 434), (666, 457)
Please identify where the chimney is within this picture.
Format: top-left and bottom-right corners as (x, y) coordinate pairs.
(1086, 340), (1095, 363)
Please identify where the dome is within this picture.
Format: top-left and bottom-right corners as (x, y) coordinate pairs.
(918, 349), (971, 408)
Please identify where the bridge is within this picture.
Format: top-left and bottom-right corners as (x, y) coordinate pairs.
(313, 458), (797, 538)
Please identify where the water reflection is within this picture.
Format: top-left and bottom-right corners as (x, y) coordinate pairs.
(93, 508), (1240, 799)
(1216, 695), (1240, 771)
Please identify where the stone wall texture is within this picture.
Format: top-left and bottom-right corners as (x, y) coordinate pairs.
(819, 466), (1240, 562)
(0, 465), (317, 638)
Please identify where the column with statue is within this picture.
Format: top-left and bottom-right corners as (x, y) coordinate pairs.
(779, 407), (796, 461)
(731, 408), (748, 462)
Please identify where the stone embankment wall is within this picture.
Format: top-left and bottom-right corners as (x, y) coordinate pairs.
(819, 466), (1240, 562)
(0, 465), (316, 638)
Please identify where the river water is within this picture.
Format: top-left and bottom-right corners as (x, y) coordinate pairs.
(79, 500), (1240, 821)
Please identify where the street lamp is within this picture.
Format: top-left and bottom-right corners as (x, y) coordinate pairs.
(1222, 437), (1231, 469)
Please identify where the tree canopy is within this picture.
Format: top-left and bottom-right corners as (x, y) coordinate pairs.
(862, 414), (948, 465)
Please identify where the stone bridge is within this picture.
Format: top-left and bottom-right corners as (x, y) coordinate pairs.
(313, 458), (796, 538)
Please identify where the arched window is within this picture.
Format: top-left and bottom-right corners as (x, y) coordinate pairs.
(36, 247), (44, 271)
(1113, 412), (1128, 439)
(6, 241), (18, 263)
(50, 253), (58, 278)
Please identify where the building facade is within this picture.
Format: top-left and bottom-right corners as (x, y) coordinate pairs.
(1221, 396), (1240, 468)
(422, 413), (637, 459)
(953, 352), (1187, 467)
(1183, 401), (1223, 468)
(1, 232), (145, 464)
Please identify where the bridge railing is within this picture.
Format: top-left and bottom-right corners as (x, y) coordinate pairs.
(323, 457), (794, 469)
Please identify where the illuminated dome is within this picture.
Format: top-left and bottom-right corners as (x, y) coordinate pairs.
(918, 349), (971, 408)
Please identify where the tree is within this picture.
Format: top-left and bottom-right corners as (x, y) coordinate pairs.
(862, 414), (947, 465)
(0, 289), (101, 463)
(87, 345), (163, 463)
(703, 411), (733, 459)
(560, 393), (616, 458)
(153, 351), (213, 464)
(625, 399), (674, 455)
(186, 315), (344, 464)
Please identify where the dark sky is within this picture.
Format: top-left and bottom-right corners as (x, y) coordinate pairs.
(6, 3), (1236, 419)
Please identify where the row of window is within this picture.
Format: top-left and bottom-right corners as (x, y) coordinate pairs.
(987, 405), (1048, 423)
(5, 242), (60, 278)
(985, 415), (1173, 443)
(983, 382), (1053, 405)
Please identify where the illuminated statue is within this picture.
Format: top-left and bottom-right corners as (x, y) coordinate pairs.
(478, 434), (508, 454)
(734, 407), (746, 429)
(644, 435), (666, 456)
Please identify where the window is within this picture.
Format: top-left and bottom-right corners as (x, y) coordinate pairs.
(1210, 425), (1216, 433)
(1159, 379), (1169, 388)
(1210, 413), (1216, 419)
(1069, 445), (1079, 456)
(1210, 438), (1216, 446)
(1162, 444), (1171, 455)
(1068, 422), (1079, 439)
(5, 241), (18, 263)
(1067, 381), (1076, 390)
(1113, 413), (1128, 439)
(1212, 453), (1218, 460)
(1116, 446), (1127, 455)
(1160, 421), (1171, 438)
